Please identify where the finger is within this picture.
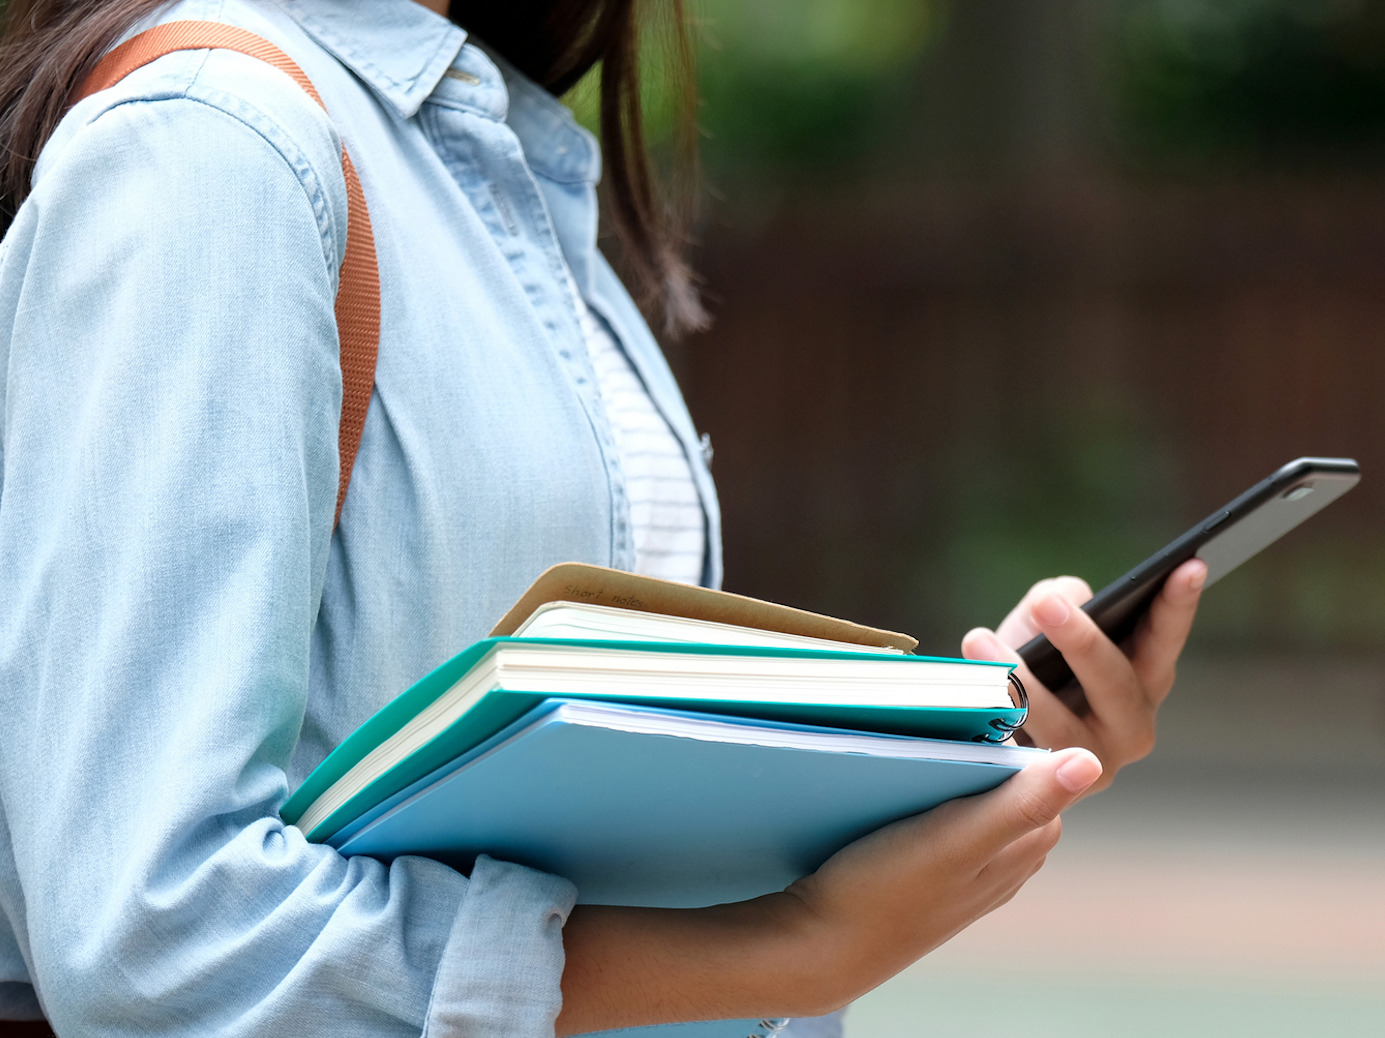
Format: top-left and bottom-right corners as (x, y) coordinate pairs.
(993, 576), (1094, 646)
(961, 627), (1090, 753)
(1129, 558), (1207, 699)
(1005, 813), (1064, 863)
(978, 825), (1058, 907)
(955, 748), (1100, 862)
(938, 851), (1051, 949)
(978, 815), (1063, 882)
(984, 851), (1050, 915)
(1029, 592), (1152, 736)
(1048, 575), (1094, 605)
(992, 578), (1058, 645)
(911, 856), (1049, 958)
(961, 626), (1010, 666)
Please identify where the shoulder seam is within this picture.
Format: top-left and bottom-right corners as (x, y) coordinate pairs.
(79, 67), (345, 288)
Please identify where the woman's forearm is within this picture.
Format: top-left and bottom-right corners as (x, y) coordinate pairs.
(558, 896), (828, 1035)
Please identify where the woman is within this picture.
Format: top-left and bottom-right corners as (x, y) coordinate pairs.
(0, 0), (1204, 1034)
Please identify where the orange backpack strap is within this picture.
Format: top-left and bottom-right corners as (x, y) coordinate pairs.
(78, 20), (380, 526)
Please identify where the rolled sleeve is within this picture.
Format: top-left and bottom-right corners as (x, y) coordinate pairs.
(426, 856), (578, 1036)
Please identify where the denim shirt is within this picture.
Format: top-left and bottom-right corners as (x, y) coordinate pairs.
(0, 0), (728, 1032)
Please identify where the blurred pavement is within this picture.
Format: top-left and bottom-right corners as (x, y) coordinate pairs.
(847, 653), (1385, 1036)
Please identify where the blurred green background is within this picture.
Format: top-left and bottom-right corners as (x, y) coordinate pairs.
(630, 0), (1385, 653)
(589, 1), (1385, 1034)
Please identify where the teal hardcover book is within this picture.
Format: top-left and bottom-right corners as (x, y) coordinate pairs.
(282, 636), (1024, 841)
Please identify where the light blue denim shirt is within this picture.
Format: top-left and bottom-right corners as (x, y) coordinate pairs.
(0, 0), (736, 1033)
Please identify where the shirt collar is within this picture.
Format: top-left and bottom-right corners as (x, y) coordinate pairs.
(483, 47), (602, 187)
(279, 0), (599, 185)
(278, 0), (466, 119)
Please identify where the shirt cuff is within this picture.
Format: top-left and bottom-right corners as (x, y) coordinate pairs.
(424, 855), (578, 1038)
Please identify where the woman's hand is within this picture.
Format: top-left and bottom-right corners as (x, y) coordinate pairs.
(776, 746), (1101, 1009)
(960, 559), (1206, 792)
(558, 748), (1101, 1033)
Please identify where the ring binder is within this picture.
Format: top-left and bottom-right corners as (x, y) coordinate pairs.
(749, 1020), (790, 1038)
(973, 671), (1028, 743)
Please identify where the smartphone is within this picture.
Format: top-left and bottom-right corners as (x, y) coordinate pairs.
(1016, 456), (1361, 710)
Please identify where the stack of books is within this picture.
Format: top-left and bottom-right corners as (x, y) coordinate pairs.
(281, 564), (1045, 1038)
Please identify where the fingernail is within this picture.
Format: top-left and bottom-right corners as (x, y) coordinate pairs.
(1035, 595), (1071, 626)
(1189, 562), (1207, 592)
(1055, 751), (1102, 793)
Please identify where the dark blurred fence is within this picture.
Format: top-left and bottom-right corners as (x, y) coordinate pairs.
(675, 174), (1385, 655)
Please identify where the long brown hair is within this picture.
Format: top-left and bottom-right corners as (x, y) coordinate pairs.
(0, 0), (705, 334)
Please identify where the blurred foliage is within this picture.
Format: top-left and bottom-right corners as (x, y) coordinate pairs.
(566, 0), (1385, 175)
(4, 0), (1383, 172)
(937, 398), (1182, 639)
(568, 0), (940, 175)
(691, 0), (935, 171)
(1114, 0), (1385, 167)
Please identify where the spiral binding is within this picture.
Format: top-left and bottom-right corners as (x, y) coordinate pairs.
(747, 1020), (791, 1038)
(972, 670), (1029, 743)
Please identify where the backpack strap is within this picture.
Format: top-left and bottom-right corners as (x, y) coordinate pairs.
(77, 20), (381, 526)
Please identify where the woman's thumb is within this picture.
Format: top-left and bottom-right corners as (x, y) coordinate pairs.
(971, 748), (1101, 855)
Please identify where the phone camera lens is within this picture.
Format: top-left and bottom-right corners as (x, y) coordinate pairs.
(1283, 483), (1315, 501)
